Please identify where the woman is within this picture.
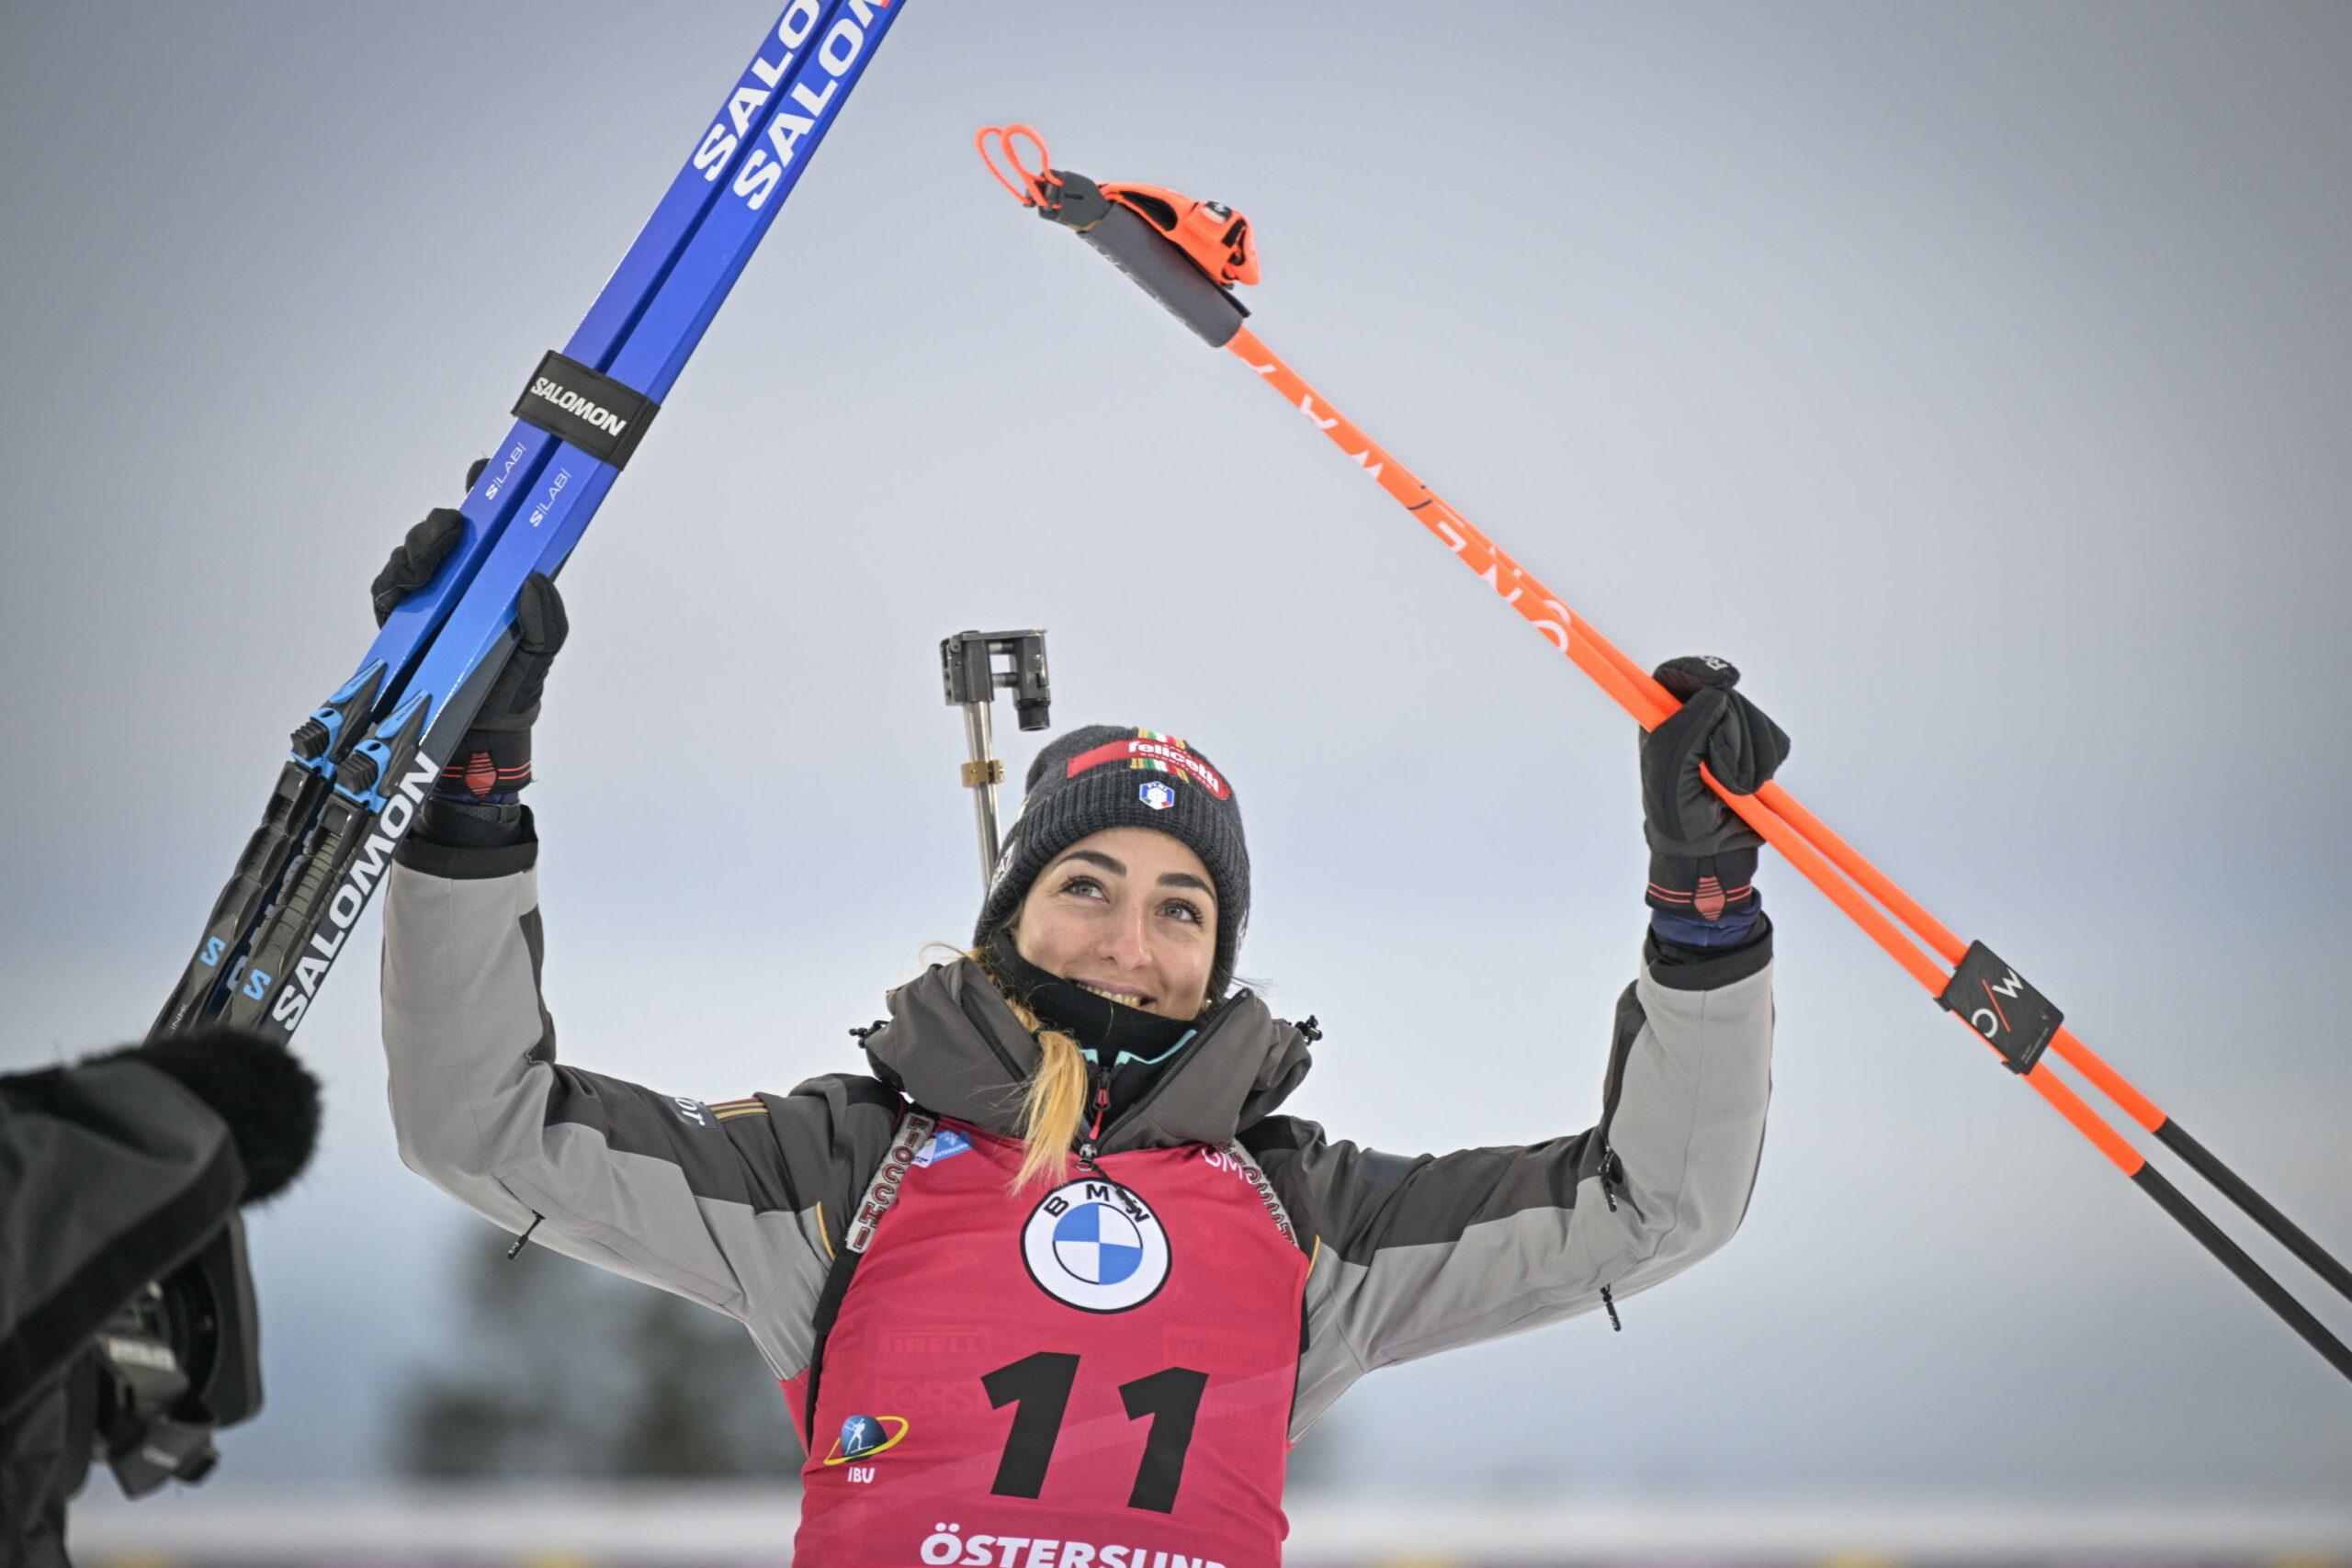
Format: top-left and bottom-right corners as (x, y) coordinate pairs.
(375, 518), (1783, 1566)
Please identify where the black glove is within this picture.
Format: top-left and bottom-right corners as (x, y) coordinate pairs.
(1639, 655), (1790, 932)
(370, 508), (465, 627)
(368, 461), (568, 808)
(432, 571), (567, 804)
(367, 456), (491, 624)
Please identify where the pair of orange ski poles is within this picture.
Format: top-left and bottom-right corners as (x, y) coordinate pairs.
(976, 125), (2352, 1385)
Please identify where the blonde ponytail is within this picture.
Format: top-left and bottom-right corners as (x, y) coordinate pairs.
(1009, 1003), (1091, 1193)
(963, 946), (1092, 1193)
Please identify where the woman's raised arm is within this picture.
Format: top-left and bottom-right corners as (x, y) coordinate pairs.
(381, 842), (899, 1337)
(1250, 654), (1789, 1437)
(369, 498), (901, 1382)
(1250, 926), (1773, 1438)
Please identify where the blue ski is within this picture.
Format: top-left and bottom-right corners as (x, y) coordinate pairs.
(159, 0), (903, 1039)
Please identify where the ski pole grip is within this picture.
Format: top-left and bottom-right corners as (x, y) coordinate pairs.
(1065, 197), (1249, 349)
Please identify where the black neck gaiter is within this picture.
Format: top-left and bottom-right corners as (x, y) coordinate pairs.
(981, 927), (1199, 1070)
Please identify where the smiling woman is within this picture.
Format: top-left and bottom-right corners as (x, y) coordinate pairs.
(1019, 836), (1220, 1016)
(375, 516), (1783, 1564)
(963, 728), (1252, 1193)
(984, 826), (1222, 1193)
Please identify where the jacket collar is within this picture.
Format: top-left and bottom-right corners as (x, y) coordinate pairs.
(860, 959), (1313, 1153)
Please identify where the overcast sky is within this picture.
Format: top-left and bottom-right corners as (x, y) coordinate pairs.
(4, 0), (2348, 1509)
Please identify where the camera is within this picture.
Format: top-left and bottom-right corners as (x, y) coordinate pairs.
(0, 1027), (316, 1567)
(86, 1214), (264, 1496)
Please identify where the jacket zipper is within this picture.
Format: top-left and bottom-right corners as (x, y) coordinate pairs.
(1075, 1067), (1152, 1224)
(1596, 1135), (1626, 1329)
(1077, 1079), (1111, 1168)
(1591, 1003), (1635, 1329)
(504, 1213), (544, 1260)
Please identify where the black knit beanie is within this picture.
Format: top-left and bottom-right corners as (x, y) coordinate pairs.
(973, 725), (1250, 998)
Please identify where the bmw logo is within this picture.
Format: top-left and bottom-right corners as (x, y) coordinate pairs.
(1021, 1178), (1170, 1312)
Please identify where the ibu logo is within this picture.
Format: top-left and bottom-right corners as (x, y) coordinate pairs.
(1021, 1179), (1170, 1313)
(822, 1412), (908, 1467)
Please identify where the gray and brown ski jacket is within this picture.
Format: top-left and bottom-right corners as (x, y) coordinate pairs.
(380, 840), (1775, 1506)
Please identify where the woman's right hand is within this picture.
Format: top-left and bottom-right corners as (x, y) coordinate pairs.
(368, 462), (569, 807)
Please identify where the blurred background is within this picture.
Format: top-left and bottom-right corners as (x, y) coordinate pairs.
(4, 0), (2347, 1562)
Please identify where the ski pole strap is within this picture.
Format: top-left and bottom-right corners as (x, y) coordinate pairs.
(1035, 170), (1249, 348)
(1936, 941), (2064, 1075)
(977, 123), (1056, 209)
(512, 350), (660, 469)
(975, 125), (1251, 347)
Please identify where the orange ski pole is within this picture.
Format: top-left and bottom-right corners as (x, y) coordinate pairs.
(1226, 323), (2352, 1369)
(978, 124), (2352, 1385)
(1567, 558), (2352, 1312)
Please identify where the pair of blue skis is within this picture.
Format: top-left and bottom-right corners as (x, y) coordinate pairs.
(152, 0), (905, 1044)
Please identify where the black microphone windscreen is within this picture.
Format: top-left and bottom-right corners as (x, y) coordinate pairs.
(118, 1027), (322, 1205)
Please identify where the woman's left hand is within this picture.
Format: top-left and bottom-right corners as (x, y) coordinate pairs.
(1638, 656), (1789, 931)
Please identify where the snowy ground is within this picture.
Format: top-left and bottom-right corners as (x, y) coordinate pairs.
(66, 1486), (2352, 1567)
